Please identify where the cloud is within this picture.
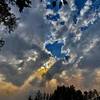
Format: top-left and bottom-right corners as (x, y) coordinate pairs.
(0, 0), (100, 99)
(43, 68), (100, 92)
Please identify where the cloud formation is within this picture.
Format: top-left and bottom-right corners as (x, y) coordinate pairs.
(0, 0), (100, 99)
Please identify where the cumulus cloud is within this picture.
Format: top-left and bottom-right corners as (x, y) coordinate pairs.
(0, 0), (100, 99)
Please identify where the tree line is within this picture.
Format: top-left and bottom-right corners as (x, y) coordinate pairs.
(28, 85), (100, 100)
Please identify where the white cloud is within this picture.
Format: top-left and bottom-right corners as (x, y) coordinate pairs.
(0, 74), (6, 82)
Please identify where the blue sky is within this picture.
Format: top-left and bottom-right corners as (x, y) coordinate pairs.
(0, 0), (100, 99)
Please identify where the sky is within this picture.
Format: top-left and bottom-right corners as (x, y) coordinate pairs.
(0, 0), (100, 100)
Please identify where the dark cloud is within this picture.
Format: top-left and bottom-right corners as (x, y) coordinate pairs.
(1, 34), (32, 58)
(79, 41), (100, 69)
(0, 0), (100, 98)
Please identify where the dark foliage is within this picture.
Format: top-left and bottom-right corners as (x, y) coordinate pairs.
(15, 0), (31, 12)
(0, 0), (31, 32)
(28, 95), (33, 100)
(0, 0), (31, 48)
(0, 0), (16, 32)
(29, 85), (100, 100)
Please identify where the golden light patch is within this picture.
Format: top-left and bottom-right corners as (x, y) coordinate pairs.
(20, 57), (56, 89)
(45, 79), (58, 93)
(0, 57), (56, 96)
(0, 81), (18, 96)
(92, 68), (100, 90)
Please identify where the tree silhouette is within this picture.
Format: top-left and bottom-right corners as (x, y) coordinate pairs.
(0, 0), (31, 32)
(0, 0), (31, 48)
(28, 95), (33, 100)
(32, 85), (100, 100)
(34, 91), (42, 100)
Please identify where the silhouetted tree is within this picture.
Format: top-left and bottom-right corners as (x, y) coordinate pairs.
(84, 91), (88, 100)
(28, 95), (33, 100)
(34, 91), (43, 100)
(33, 85), (100, 100)
(0, 0), (31, 32)
(0, 0), (31, 48)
